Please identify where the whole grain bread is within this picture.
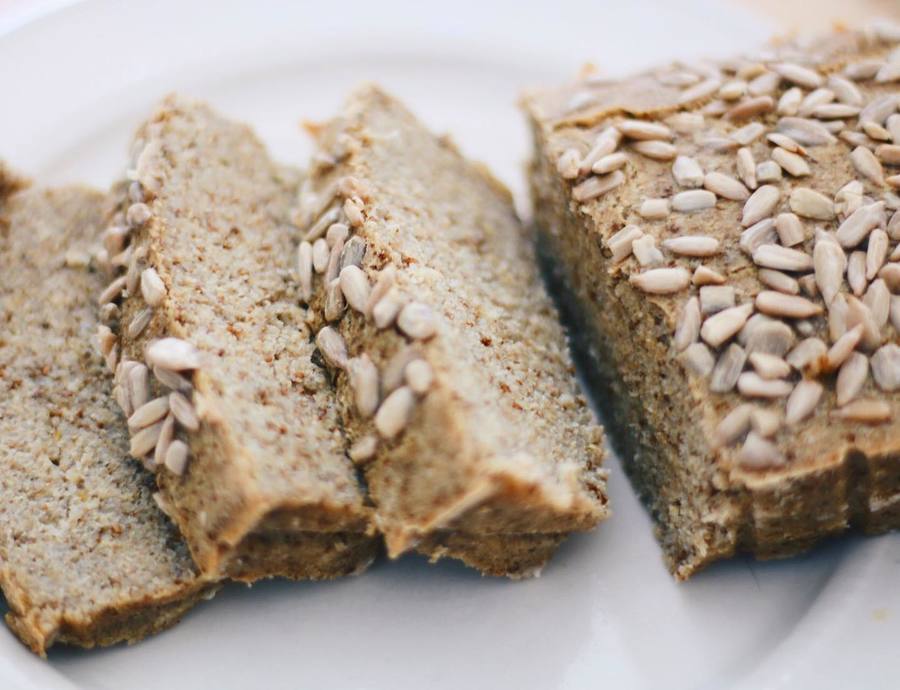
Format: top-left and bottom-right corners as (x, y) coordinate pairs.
(524, 26), (900, 579)
(297, 86), (608, 577)
(103, 96), (378, 581)
(0, 173), (211, 655)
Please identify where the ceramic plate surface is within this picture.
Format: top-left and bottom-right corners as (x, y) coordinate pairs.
(1, 2), (898, 688)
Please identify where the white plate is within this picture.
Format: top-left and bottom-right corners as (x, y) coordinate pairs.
(1, 2), (899, 688)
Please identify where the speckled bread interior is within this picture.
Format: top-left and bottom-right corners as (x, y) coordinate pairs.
(101, 96), (379, 582)
(0, 172), (212, 655)
(526, 26), (900, 579)
(296, 86), (609, 577)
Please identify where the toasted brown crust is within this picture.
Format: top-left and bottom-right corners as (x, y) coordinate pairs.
(107, 96), (376, 580)
(525, 27), (900, 578)
(299, 86), (608, 576)
(0, 181), (209, 655)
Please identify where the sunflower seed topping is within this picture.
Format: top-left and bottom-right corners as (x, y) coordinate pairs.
(632, 235), (665, 267)
(833, 399), (892, 423)
(578, 127), (622, 174)
(735, 147), (757, 190)
(785, 380), (823, 425)
(865, 279), (891, 327)
(692, 265), (726, 286)
(312, 238), (329, 273)
(678, 78), (722, 104)
(608, 225), (644, 262)
(153, 413), (175, 470)
(630, 267), (691, 294)
(128, 396), (170, 432)
(573, 170), (626, 201)
(129, 420), (164, 459)
(673, 155), (705, 188)
(773, 212), (805, 247)
(315, 326), (348, 369)
(851, 146), (886, 185)
(756, 160), (783, 184)
(826, 324), (864, 370)
(397, 301), (438, 340)
(557, 149), (581, 179)
(339, 265), (371, 313)
(404, 358), (434, 395)
(738, 431), (785, 469)
(617, 119), (673, 140)
(772, 148), (811, 177)
(672, 189), (717, 213)
(324, 278), (346, 321)
(847, 251), (868, 296)
(777, 87), (803, 115)
(639, 198), (670, 220)
(347, 354), (380, 418)
(742, 185), (780, 227)
(813, 239), (846, 305)
(871, 344), (900, 391)
(704, 172), (750, 200)
(772, 62), (822, 89)
(168, 391), (199, 431)
(836, 352), (869, 406)
(753, 244), (813, 271)
(710, 343), (747, 393)
(374, 385), (416, 440)
(145, 337), (201, 371)
(726, 96), (774, 121)
(713, 404), (753, 447)
(740, 218), (778, 254)
(662, 235), (720, 257)
(776, 117), (836, 146)
(297, 241), (313, 300)
(372, 288), (405, 329)
(737, 372), (793, 398)
(701, 303), (753, 348)
(756, 291), (822, 318)
(632, 140), (678, 161)
(592, 152), (629, 175)
(699, 285), (735, 315)
(164, 440), (189, 475)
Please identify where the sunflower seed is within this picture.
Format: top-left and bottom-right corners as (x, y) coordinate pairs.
(786, 337), (826, 371)
(729, 149), (757, 192)
(372, 288), (405, 329)
(701, 303), (753, 348)
(324, 278), (345, 321)
(726, 96), (774, 121)
(692, 265), (726, 286)
(326, 222), (350, 248)
(737, 372), (793, 398)
(340, 236), (367, 272)
(324, 237), (344, 284)
(630, 267), (691, 294)
(840, 131), (877, 152)
(747, 70), (780, 95)
(719, 79), (747, 101)
(757, 268), (799, 294)
(846, 251), (867, 296)
(617, 119), (673, 141)
(812, 239), (846, 305)
(151, 413), (175, 470)
(701, 137), (740, 153)
(678, 78), (722, 104)
(744, 318), (795, 357)
(312, 238), (329, 274)
(608, 225), (644, 262)
(891, 295), (900, 332)
(791, 188), (835, 220)
(397, 301), (438, 340)
(672, 155), (704, 188)
(95, 324), (116, 358)
(798, 88), (834, 116)
(304, 206), (341, 242)
(404, 358), (434, 395)
(876, 60), (900, 83)
(826, 324), (864, 370)
(128, 395), (170, 432)
(731, 122), (767, 146)
(771, 148), (811, 177)
(364, 265), (397, 318)
(573, 170), (625, 201)
(164, 440), (190, 475)
(887, 114), (900, 142)
(770, 213), (803, 248)
(374, 385), (416, 440)
(145, 337), (201, 371)
(849, 146), (885, 186)
(740, 218), (778, 254)
(710, 343), (748, 393)
(889, 175), (900, 190)
(741, 185), (780, 227)
(785, 380), (823, 425)
(349, 434), (379, 464)
(138, 267), (166, 307)
(827, 74), (863, 106)
(749, 351), (791, 379)
(662, 235), (720, 257)
(753, 244), (813, 271)
(632, 140), (678, 161)
(865, 279), (891, 327)
(672, 189), (717, 213)
(578, 128), (622, 174)
(837, 201), (886, 249)
(738, 432), (785, 469)
(815, 103), (861, 119)
(844, 60), (882, 81)
(846, 295), (883, 351)
(751, 407), (782, 437)
(756, 160), (783, 184)
(767, 133), (807, 155)
(833, 399), (892, 423)
(128, 420), (164, 459)
(339, 265), (370, 313)
(713, 404), (753, 447)
(168, 391), (199, 432)
(97, 275), (127, 306)
(296, 241), (314, 300)
(777, 87), (804, 116)
(864, 121), (893, 142)
(638, 196), (671, 219)
(105, 343), (119, 373)
(871, 343), (900, 391)
(316, 326), (348, 369)
(776, 117), (836, 146)
(835, 352), (869, 407)
(152, 365), (191, 393)
(592, 152), (629, 175)
(126, 202), (151, 228)
(755, 291), (822, 318)
(127, 306), (154, 339)
(702, 171), (748, 200)
(632, 235), (665, 267)
(659, 70), (702, 87)
(876, 144), (900, 165)
(772, 62), (823, 88)
(557, 148), (581, 179)
(347, 354), (380, 417)
(665, 112), (706, 133)
(699, 285), (734, 315)
(343, 197), (365, 227)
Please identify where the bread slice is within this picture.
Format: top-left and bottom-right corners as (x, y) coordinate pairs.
(102, 96), (378, 581)
(296, 86), (608, 577)
(524, 27), (900, 579)
(0, 173), (212, 655)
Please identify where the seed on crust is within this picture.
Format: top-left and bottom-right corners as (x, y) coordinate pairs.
(304, 206), (341, 242)
(347, 354), (380, 418)
(748, 71), (780, 96)
(164, 440), (190, 475)
(752, 244), (813, 271)
(755, 291), (822, 318)
(772, 62), (823, 89)
(343, 197), (365, 227)
(127, 307), (154, 339)
(846, 295), (883, 351)
(876, 59), (900, 83)
(372, 288), (405, 329)
(326, 222), (350, 248)
(742, 317), (795, 357)
(129, 420), (164, 459)
(97, 275), (127, 306)
(557, 148), (581, 179)
(790, 188), (835, 220)
(847, 251), (867, 296)
(673, 189), (717, 213)
(324, 278), (346, 321)
(632, 140), (678, 161)
(726, 96), (774, 121)
(736, 148), (757, 190)
(680, 342), (715, 377)
(844, 60), (882, 81)
(678, 78), (722, 104)
(573, 170), (625, 201)
(126, 202), (152, 228)
(140, 267), (167, 307)
(742, 185), (780, 227)
(777, 87), (803, 115)
(662, 235), (720, 257)
(153, 413), (175, 470)
(836, 352), (869, 406)
(740, 218), (778, 254)
(127, 362), (150, 411)
(785, 380), (823, 425)
(750, 407), (782, 437)
(349, 434), (379, 464)
(713, 404), (753, 448)
(404, 359), (434, 394)
(578, 127), (623, 175)
(767, 133), (808, 155)
(827, 74), (863, 106)
(630, 267), (691, 294)
(738, 432), (785, 470)
(832, 399), (892, 424)
(701, 303), (753, 348)
(297, 241), (313, 301)
(826, 324), (864, 370)
(850, 146), (885, 185)
(639, 198), (670, 220)
(365, 265), (397, 318)
(632, 235), (664, 267)
(592, 152), (629, 175)
(617, 119), (673, 141)
(756, 160), (782, 184)
(608, 225), (644, 262)
(737, 372), (793, 398)
(891, 295), (900, 332)
(776, 117), (836, 146)
(881, 263), (900, 290)
(339, 265), (371, 313)
(699, 285), (735, 315)
(710, 343), (747, 393)
(774, 212), (805, 247)
(312, 238), (330, 274)
(397, 301), (438, 340)
(758, 268), (799, 294)
(864, 121), (893, 141)
(704, 172), (749, 200)
(867, 228), (892, 279)
(813, 103), (860, 119)
(876, 143), (900, 165)
(813, 239), (846, 305)
(731, 122), (767, 146)
(772, 148), (810, 177)
(748, 352), (791, 380)
(692, 265), (726, 286)
(315, 326), (348, 369)
(339, 236), (367, 272)
(128, 396), (170, 432)
(865, 279), (891, 327)
(673, 155), (704, 188)
(145, 337), (201, 371)
(374, 385), (416, 440)
(871, 343), (900, 391)
(168, 391), (200, 431)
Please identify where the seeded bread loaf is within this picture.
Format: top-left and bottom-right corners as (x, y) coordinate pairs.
(296, 86), (608, 577)
(525, 26), (900, 579)
(0, 173), (211, 655)
(101, 96), (378, 581)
